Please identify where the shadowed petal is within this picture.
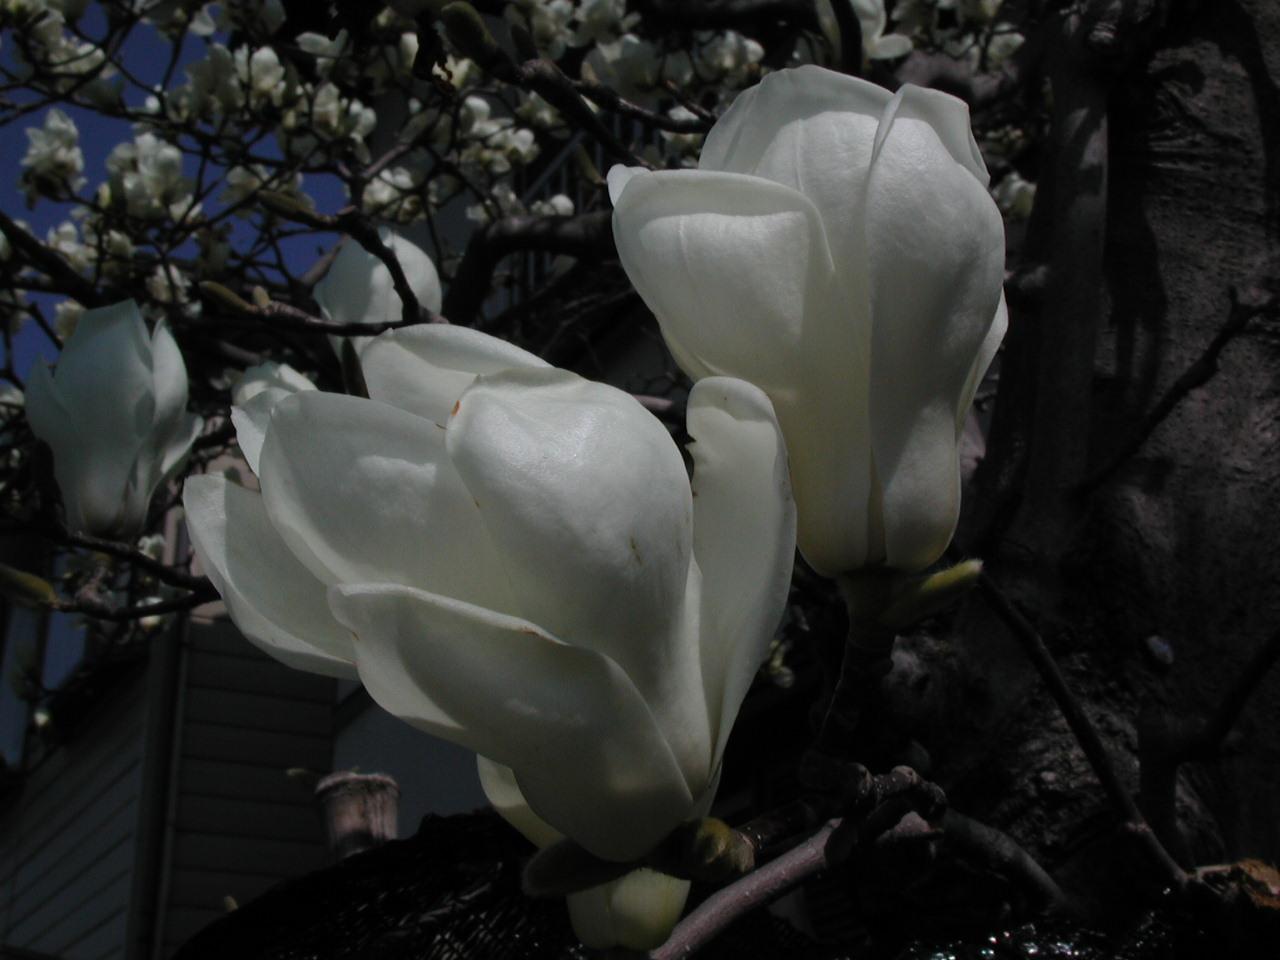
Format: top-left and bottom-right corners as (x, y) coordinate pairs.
(183, 474), (356, 677)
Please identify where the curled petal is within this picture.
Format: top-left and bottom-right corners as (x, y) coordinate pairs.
(698, 65), (889, 277)
(612, 168), (838, 393)
(612, 167), (874, 575)
(183, 475), (356, 677)
(360, 325), (548, 426)
(866, 86), (1006, 570)
(258, 392), (514, 613)
(686, 378), (795, 767)
(328, 584), (696, 862)
(872, 84), (990, 188)
(446, 368), (700, 712)
(476, 756), (562, 849)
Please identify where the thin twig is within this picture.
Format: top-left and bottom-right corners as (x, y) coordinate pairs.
(1082, 287), (1276, 492)
(978, 572), (1187, 890)
(942, 809), (1074, 914)
(649, 822), (837, 960)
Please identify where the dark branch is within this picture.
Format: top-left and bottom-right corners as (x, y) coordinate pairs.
(649, 822), (837, 960)
(443, 211), (614, 326)
(978, 572), (1188, 890)
(0, 210), (105, 307)
(1082, 286), (1276, 492)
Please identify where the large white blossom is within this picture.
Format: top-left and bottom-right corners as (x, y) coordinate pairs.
(183, 324), (795, 949)
(26, 300), (203, 536)
(611, 66), (1006, 575)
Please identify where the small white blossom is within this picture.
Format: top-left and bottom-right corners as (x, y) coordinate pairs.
(531, 193), (574, 217)
(146, 262), (192, 305)
(21, 108), (85, 203)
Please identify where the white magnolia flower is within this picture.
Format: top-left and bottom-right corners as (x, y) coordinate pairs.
(26, 300), (203, 536)
(530, 193), (574, 217)
(146, 262), (193, 305)
(183, 325), (796, 949)
(234, 45), (287, 108)
(21, 107), (85, 201)
(313, 226), (442, 353)
(106, 131), (194, 220)
(816, 0), (913, 62)
(611, 66), (1006, 575)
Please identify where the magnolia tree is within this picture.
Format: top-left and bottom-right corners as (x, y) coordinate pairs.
(2, 0), (1279, 955)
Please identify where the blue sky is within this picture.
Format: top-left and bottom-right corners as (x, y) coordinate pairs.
(2, 6), (349, 379)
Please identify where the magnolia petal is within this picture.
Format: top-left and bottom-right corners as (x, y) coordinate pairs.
(25, 363), (93, 533)
(258, 391), (514, 613)
(611, 166), (874, 575)
(611, 168), (838, 395)
(866, 90), (1006, 571)
(149, 321), (190, 436)
(476, 756), (562, 849)
(26, 302), (157, 535)
(567, 869), (691, 951)
(313, 226), (442, 329)
(183, 474), (356, 677)
(686, 378), (796, 767)
(230, 395), (273, 476)
(698, 65), (889, 278)
(957, 293), (1007, 434)
(51, 301), (155, 439)
(446, 367), (695, 688)
(158, 410), (203, 481)
(872, 83), (990, 188)
(232, 361), (316, 407)
(360, 325), (549, 426)
(328, 584), (695, 862)
(606, 164), (645, 205)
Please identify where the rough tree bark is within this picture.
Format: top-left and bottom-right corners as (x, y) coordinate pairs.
(899, 0), (1280, 913)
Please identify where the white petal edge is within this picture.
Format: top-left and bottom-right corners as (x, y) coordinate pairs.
(476, 756), (562, 849)
(612, 168), (840, 396)
(699, 65), (891, 178)
(360, 324), (549, 426)
(183, 474), (356, 677)
(328, 583), (696, 862)
(872, 83), (990, 188)
(258, 391), (514, 614)
(686, 377), (796, 768)
(866, 96), (1006, 570)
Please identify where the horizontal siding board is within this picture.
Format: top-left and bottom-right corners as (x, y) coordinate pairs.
(183, 688), (332, 737)
(166, 868), (284, 912)
(7, 857), (131, 951)
(171, 832), (327, 877)
(62, 906), (127, 960)
(180, 722), (330, 770)
(0, 709), (142, 832)
(175, 796), (323, 843)
(177, 759), (317, 807)
(3, 758), (140, 891)
(9, 831), (132, 929)
(185, 650), (335, 703)
(187, 623), (277, 659)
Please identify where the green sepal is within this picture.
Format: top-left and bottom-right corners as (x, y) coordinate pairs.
(0, 563), (56, 609)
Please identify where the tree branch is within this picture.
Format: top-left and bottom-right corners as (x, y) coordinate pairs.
(1081, 286), (1276, 492)
(0, 210), (105, 307)
(649, 822), (837, 960)
(977, 571), (1188, 890)
(443, 211), (614, 326)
